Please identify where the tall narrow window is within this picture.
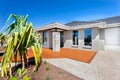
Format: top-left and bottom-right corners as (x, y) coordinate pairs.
(84, 28), (92, 46)
(43, 31), (48, 46)
(60, 31), (64, 47)
(73, 31), (78, 45)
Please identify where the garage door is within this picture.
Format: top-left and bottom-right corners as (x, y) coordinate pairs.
(105, 27), (120, 46)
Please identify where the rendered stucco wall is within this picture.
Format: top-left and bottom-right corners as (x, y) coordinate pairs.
(99, 29), (105, 50)
(46, 31), (49, 48)
(78, 29), (84, 49)
(64, 29), (101, 51)
(48, 31), (52, 48)
(64, 31), (72, 48)
(92, 28), (100, 51)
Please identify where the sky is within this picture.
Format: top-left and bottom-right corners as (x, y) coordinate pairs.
(0, 0), (120, 31)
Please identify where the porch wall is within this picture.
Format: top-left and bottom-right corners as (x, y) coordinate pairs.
(48, 31), (52, 48)
(64, 31), (72, 48)
(92, 28), (100, 51)
(78, 29), (84, 49)
(99, 29), (105, 50)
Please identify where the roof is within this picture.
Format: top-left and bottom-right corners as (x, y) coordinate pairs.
(65, 16), (120, 27)
(35, 16), (120, 31)
(95, 16), (120, 24)
(35, 22), (70, 32)
(65, 21), (100, 27)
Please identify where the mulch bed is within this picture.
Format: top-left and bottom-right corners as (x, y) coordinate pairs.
(0, 61), (84, 80)
(29, 62), (83, 80)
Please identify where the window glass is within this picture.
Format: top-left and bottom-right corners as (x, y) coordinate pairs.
(43, 31), (48, 46)
(73, 31), (78, 45)
(84, 28), (92, 46)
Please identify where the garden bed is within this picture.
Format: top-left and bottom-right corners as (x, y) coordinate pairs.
(27, 62), (83, 80)
(0, 61), (83, 80)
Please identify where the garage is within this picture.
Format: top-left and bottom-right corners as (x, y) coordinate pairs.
(105, 27), (120, 51)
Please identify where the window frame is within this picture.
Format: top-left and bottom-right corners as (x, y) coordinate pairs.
(72, 30), (78, 46)
(84, 28), (92, 47)
(43, 31), (48, 46)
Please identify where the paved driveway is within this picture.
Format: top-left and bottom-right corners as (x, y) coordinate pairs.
(44, 49), (120, 80)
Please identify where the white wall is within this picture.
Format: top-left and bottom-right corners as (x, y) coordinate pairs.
(64, 28), (101, 51)
(48, 31), (52, 48)
(40, 28), (103, 51)
(99, 29), (105, 50)
(64, 31), (72, 48)
(92, 28), (100, 51)
(78, 29), (84, 49)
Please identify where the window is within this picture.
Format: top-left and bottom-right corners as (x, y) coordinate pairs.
(84, 28), (92, 46)
(43, 31), (48, 46)
(60, 31), (64, 47)
(73, 31), (78, 45)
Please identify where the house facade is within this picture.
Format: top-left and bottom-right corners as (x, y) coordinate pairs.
(35, 16), (120, 51)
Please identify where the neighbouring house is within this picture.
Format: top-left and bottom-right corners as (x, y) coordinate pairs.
(35, 16), (120, 51)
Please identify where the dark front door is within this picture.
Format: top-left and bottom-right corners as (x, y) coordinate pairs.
(60, 31), (64, 47)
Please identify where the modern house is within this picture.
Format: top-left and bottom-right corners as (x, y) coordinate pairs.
(35, 16), (120, 51)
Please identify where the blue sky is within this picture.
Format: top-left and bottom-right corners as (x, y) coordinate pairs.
(0, 0), (120, 30)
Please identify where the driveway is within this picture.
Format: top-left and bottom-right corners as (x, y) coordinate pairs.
(44, 48), (120, 80)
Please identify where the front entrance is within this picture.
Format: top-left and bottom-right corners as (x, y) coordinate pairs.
(60, 31), (64, 47)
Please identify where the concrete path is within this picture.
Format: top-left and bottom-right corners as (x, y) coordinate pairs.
(44, 49), (120, 80)
(91, 50), (120, 80)
(44, 58), (98, 80)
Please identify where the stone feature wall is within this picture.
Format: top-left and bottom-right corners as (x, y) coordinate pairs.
(52, 32), (60, 52)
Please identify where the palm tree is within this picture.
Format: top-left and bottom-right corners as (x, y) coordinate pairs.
(1, 14), (42, 78)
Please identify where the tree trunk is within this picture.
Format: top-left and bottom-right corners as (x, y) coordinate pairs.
(22, 55), (25, 70)
(22, 54), (27, 70)
(1, 41), (3, 47)
(9, 61), (12, 77)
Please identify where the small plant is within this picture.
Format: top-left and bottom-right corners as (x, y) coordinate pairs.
(45, 66), (50, 71)
(45, 63), (50, 80)
(10, 68), (30, 80)
(58, 70), (63, 74)
(44, 60), (47, 65)
(22, 76), (30, 80)
(45, 75), (50, 80)
(10, 77), (17, 80)
(58, 70), (63, 80)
